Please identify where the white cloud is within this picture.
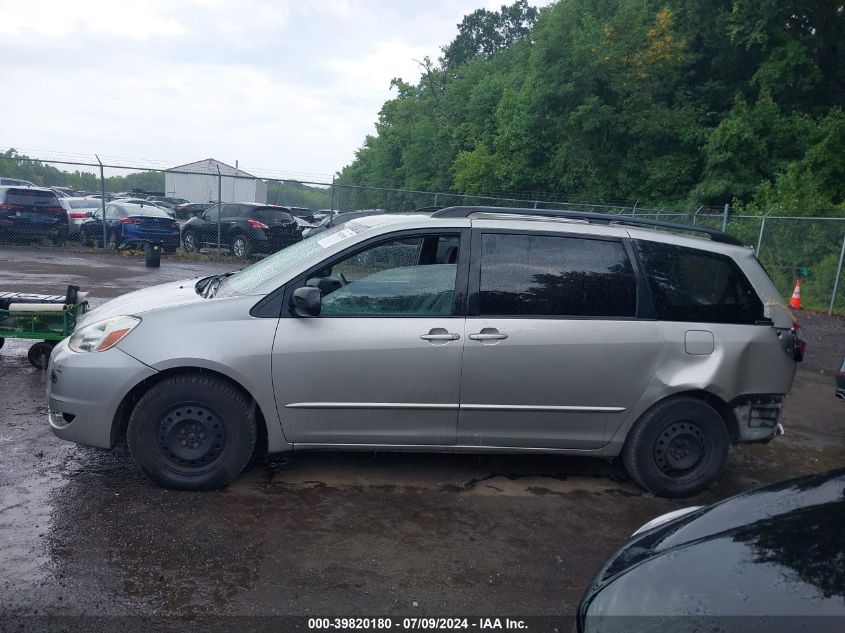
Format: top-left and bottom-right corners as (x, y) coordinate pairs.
(0, 0), (546, 179)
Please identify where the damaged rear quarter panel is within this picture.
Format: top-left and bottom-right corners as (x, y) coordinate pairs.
(603, 321), (796, 453)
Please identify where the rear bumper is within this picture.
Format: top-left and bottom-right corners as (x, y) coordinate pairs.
(731, 394), (785, 443)
(47, 339), (157, 448)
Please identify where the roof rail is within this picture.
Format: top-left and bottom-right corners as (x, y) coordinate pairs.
(430, 206), (743, 246)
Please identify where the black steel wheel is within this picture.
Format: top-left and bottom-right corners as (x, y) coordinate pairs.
(127, 374), (256, 490)
(157, 404), (228, 473)
(653, 420), (706, 476)
(622, 397), (729, 498)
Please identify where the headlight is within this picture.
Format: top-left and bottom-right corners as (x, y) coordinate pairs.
(631, 506), (703, 536)
(68, 316), (140, 353)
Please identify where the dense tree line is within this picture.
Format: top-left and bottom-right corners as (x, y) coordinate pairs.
(338, 0), (845, 216)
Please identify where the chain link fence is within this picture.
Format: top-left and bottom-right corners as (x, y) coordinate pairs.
(1, 153), (844, 314)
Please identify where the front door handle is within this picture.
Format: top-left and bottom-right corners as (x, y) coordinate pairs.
(469, 329), (508, 341)
(420, 328), (460, 342)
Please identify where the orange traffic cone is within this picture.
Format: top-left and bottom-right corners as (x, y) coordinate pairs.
(789, 279), (802, 309)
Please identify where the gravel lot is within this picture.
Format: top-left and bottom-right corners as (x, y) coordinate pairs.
(1, 246), (843, 625)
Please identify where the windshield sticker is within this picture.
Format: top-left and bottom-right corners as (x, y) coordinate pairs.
(318, 228), (356, 249)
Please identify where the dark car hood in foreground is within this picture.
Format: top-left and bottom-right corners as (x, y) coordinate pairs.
(580, 469), (845, 625)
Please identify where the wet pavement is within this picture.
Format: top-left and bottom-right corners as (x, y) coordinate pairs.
(1, 246), (843, 623)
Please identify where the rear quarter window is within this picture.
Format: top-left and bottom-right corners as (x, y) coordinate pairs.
(635, 240), (764, 324)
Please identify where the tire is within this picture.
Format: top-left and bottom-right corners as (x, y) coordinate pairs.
(127, 374), (257, 490)
(182, 231), (198, 253)
(28, 341), (55, 370)
(622, 397), (729, 498)
(0, 337), (4, 349)
(230, 234), (252, 259)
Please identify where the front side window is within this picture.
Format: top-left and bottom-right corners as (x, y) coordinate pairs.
(479, 233), (637, 318)
(307, 234), (460, 316)
(635, 240), (764, 324)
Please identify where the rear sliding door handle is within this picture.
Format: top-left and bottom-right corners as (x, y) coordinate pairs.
(469, 330), (508, 341)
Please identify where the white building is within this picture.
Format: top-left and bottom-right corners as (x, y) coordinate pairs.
(164, 158), (267, 204)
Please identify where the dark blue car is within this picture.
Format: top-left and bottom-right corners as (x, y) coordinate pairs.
(80, 201), (180, 251)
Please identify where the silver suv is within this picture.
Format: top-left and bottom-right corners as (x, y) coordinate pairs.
(47, 207), (803, 497)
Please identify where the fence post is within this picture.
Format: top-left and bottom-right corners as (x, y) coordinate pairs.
(829, 233), (845, 315)
(216, 165), (222, 262)
(329, 175), (336, 215)
(434, 192), (439, 207)
(756, 216), (767, 254)
(95, 154), (107, 249)
(692, 205), (702, 226)
(722, 203), (730, 232)
(533, 200), (539, 209)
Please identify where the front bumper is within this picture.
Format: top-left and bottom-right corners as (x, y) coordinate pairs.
(47, 339), (157, 448)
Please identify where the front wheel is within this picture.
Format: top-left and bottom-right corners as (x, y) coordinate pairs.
(127, 374), (257, 490)
(622, 397), (729, 498)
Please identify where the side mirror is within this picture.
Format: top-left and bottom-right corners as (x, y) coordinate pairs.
(290, 286), (321, 317)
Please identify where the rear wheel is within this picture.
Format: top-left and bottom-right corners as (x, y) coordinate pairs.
(127, 374), (256, 490)
(0, 337), (5, 349)
(182, 231), (198, 253)
(28, 341), (56, 370)
(231, 234), (252, 259)
(622, 397), (729, 498)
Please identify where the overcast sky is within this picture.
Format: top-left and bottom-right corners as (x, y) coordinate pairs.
(0, 0), (541, 181)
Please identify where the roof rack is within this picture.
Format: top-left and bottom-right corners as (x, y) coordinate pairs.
(430, 206), (743, 246)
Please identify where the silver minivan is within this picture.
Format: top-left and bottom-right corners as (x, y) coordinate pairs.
(47, 207), (803, 497)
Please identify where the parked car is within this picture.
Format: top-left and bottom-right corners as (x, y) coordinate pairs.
(837, 355), (845, 399)
(0, 186), (68, 244)
(47, 207), (802, 492)
(58, 197), (103, 238)
(110, 198), (175, 217)
(173, 202), (213, 221)
(146, 195), (189, 207)
(79, 201), (180, 251)
(0, 177), (36, 187)
(576, 468), (845, 631)
(180, 202), (301, 258)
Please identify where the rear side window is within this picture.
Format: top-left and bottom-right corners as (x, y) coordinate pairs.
(635, 240), (764, 324)
(479, 233), (637, 317)
(4, 188), (60, 206)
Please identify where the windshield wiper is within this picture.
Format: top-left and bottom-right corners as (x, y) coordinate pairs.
(197, 271), (238, 299)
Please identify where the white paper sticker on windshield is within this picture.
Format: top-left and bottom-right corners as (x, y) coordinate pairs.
(318, 228), (356, 249)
